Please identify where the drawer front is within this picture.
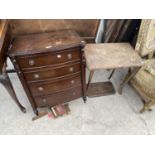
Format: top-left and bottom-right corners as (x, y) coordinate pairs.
(24, 62), (81, 82)
(17, 48), (81, 70)
(28, 73), (81, 96)
(34, 86), (82, 107)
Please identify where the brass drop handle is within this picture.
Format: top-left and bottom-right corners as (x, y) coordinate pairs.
(34, 73), (39, 79)
(69, 67), (74, 72)
(38, 87), (44, 92)
(67, 53), (72, 59)
(70, 80), (75, 84)
(29, 59), (35, 66)
(57, 54), (62, 58)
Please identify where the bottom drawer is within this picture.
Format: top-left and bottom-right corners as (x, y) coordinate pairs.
(34, 86), (82, 107)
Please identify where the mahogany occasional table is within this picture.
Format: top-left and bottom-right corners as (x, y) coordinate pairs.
(84, 43), (144, 97)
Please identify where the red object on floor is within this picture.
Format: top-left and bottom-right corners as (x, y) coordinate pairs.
(48, 112), (54, 118)
(55, 105), (66, 115)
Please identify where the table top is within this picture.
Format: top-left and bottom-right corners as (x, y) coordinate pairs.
(8, 29), (85, 56)
(84, 43), (144, 70)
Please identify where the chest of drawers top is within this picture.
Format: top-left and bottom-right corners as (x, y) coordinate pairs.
(8, 29), (85, 57)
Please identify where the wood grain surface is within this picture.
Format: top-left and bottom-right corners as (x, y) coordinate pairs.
(8, 30), (84, 56)
(9, 19), (99, 40)
(84, 43), (144, 70)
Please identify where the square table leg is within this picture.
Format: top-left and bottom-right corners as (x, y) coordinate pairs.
(87, 70), (95, 90)
(118, 67), (141, 94)
(108, 69), (116, 79)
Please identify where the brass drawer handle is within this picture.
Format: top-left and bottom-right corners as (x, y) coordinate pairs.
(57, 54), (62, 58)
(69, 67), (74, 72)
(34, 74), (39, 79)
(70, 80), (75, 84)
(29, 59), (35, 66)
(42, 98), (47, 103)
(67, 53), (72, 59)
(38, 87), (44, 92)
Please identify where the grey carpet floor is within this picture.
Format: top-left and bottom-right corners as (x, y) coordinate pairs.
(0, 67), (155, 135)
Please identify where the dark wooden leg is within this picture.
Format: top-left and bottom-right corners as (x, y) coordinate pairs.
(0, 72), (26, 113)
(87, 70), (94, 90)
(33, 108), (39, 115)
(81, 54), (87, 103)
(108, 69), (115, 79)
(128, 68), (132, 74)
(118, 67), (141, 94)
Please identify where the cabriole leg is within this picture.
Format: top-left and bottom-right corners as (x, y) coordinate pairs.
(0, 72), (26, 113)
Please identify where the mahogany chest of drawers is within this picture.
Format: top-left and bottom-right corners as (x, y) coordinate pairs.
(7, 30), (86, 115)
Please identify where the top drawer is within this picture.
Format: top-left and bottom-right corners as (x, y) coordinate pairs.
(16, 47), (81, 70)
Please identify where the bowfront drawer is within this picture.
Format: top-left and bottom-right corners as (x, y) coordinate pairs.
(16, 48), (81, 70)
(28, 73), (81, 96)
(34, 86), (82, 107)
(24, 62), (81, 82)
